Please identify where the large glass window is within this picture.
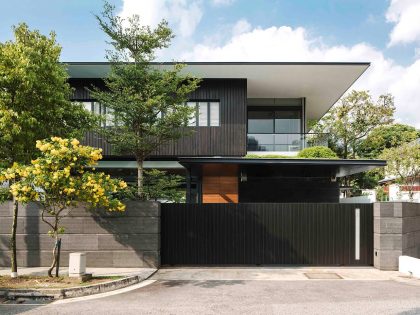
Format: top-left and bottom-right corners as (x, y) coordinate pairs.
(247, 106), (303, 151)
(248, 111), (274, 133)
(187, 101), (220, 127)
(248, 107), (301, 134)
(275, 110), (301, 133)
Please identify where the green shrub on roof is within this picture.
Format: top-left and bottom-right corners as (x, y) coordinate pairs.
(297, 146), (338, 159)
(245, 154), (292, 159)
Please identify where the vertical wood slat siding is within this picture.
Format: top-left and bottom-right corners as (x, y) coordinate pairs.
(202, 164), (239, 203)
(161, 203), (374, 266)
(69, 78), (247, 157)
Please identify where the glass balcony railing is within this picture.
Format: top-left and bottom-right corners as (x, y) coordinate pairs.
(247, 133), (329, 152)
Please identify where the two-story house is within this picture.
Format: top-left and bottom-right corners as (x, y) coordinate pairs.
(67, 62), (385, 204)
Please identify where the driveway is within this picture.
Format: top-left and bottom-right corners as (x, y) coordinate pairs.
(2, 267), (420, 315)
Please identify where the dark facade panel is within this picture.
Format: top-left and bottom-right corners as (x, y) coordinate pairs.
(69, 78), (247, 157)
(161, 203), (374, 266)
(239, 165), (339, 203)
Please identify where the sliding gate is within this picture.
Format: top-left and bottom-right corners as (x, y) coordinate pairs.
(161, 203), (373, 266)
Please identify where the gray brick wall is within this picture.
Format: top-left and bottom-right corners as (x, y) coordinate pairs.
(0, 201), (160, 268)
(374, 202), (420, 270)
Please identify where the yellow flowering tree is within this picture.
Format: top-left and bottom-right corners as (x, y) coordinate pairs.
(0, 137), (127, 277)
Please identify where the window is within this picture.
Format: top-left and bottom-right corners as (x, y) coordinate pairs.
(248, 107), (301, 134)
(76, 101), (114, 127)
(187, 101), (220, 127)
(248, 111), (274, 133)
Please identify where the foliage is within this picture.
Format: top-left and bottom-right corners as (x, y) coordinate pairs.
(143, 169), (185, 203)
(0, 23), (97, 166)
(380, 142), (420, 201)
(91, 2), (200, 198)
(0, 23), (98, 276)
(297, 146), (338, 159)
(358, 124), (419, 159)
(376, 186), (389, 202)
(311, 90), (395, 159)
(0, 137), (127, 276)
(245, 154), (292, 159)
(0, 187), (10, 203)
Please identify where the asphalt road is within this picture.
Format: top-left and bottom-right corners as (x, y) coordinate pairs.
(2, 279), (420, 315)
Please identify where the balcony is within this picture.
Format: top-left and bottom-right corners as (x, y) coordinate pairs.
(247, 133), (329, 152)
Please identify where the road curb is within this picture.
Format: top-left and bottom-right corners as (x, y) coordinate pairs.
(0, 269), (157, 300)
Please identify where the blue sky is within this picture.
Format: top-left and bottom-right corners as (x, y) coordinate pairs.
(0, 0), (419, 127)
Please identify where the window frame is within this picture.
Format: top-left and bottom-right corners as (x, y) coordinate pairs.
(187, 100), (220, 127)
(73, 99), (114, 128)
(247, 106), (302, 134)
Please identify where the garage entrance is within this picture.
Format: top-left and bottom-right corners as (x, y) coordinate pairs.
(161, 203), (373, 266)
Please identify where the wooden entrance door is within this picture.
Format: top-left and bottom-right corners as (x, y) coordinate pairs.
(202, 164), (238, 203)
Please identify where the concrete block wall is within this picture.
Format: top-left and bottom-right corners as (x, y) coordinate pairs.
(0, 201), (160, 268)
(374, 202), (420, 270)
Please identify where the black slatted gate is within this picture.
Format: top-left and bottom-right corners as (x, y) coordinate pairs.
(161, 203), (373, 266)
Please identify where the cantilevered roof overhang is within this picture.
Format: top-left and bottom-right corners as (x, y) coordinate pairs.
(66, 62), (370, 121)
(178, 157), (386, 178)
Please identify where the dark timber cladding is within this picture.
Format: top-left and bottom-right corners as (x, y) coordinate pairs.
(161, 203), (374, 266)
(69, 78), (248, 157)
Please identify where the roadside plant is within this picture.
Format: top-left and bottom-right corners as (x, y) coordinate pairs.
(380, 142), (420, 201)
(91, 2), (200, 199)
(0, 137), (127, 277)
(0, 23), (98, 277)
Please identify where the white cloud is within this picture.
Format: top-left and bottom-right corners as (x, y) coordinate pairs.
(181, 24), (420, 128)
(119, 0), (203, 38)
(386, 0), (420, 46)
(211, 0), (236, 6)
(232, 19), (251, 36)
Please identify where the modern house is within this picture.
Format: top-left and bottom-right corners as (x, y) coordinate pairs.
(67, 62), (386, 204)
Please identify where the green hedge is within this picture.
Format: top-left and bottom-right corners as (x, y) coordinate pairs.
(297, 146), (338, 159)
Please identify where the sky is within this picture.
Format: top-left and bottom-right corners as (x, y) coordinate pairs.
(0, 0), (419, 128)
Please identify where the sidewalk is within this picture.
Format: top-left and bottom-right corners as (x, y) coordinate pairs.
(0, 267), (156, 278)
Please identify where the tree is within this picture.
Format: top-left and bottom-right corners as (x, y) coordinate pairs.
(312, 90), (395, 159)
(297, 146), (338, 159)
(351, 124), (419, 193)
(380, 142), (420, 201)
(0, 138), (127, 277)
(143, 169), (185, 202)
(91, 2), (200, 199)
(358, 123), (419, 159)
(0, 23), (98, 277)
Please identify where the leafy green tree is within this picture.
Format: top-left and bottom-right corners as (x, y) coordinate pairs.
(0, 138), (127, 277)
(380, 142), (420, 201)
(0, 23), (97, 277)
(91, 2), (200, 199)
(358, 124), (419, 159)
(297, 146), (338, 159)
(312, 90), (395, 159)
(351, 124), (419, 193)
(143, 169), (185, 203)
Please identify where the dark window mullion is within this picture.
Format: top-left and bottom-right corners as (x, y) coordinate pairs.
(196, 102), (199, 127)
(207, 101), (210, 126)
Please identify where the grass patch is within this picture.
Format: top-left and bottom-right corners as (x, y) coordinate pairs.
(0, 275), (123, 289)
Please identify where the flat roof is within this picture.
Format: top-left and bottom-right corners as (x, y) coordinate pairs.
(178, 157), (386, 177)
(65, 61), (370, 121)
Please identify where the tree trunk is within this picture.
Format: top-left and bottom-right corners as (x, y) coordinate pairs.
(10, 198), (18, 278)
(48, 234), (59, 277)
(137, 159), (144, 199)
(343, 139), (348, 159)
